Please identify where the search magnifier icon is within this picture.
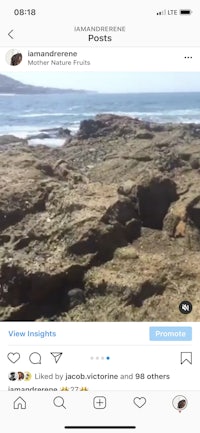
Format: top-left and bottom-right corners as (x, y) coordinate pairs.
(53, 396), (66, 409)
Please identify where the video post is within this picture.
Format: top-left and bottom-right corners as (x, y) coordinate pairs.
(0, 69), (199, 322)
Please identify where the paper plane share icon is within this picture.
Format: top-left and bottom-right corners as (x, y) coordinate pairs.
(50, 352), (63, 363)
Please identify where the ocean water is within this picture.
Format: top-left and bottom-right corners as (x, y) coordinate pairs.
(1, 92), (200, 146)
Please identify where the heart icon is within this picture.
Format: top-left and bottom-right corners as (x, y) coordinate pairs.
(133, 397), (146, 408)
(7, 352), (20, 363)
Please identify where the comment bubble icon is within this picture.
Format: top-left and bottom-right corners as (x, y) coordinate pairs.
(29, 352), (41, 364)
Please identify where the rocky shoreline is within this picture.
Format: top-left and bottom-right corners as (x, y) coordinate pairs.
(0, 114), (200, 321)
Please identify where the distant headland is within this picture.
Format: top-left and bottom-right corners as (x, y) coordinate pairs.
(0, 73), (95, 95)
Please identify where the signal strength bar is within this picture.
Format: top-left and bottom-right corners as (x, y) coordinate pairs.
(156, 9), (166, 15)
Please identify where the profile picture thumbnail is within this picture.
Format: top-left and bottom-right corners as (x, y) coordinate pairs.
(24, 371), (32, 381)
(5, 49), (22, 66)
(172, 395), (188, 411)
(8, 372), (18, 381)
(18, 371), (24, 380)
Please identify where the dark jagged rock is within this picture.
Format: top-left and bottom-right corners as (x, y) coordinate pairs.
(101, 198), (138, 225)
(28, 128), (71, 141)
(41, 127), (71, 137)
(77, 114), (140, 139)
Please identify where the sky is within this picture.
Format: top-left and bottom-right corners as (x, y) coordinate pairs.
(4, 72), (200, 93)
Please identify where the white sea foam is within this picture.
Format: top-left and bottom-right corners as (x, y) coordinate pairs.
(17, 112), (68, 118)
(17, 112), (89, 118)
(105, 109), (200, 117)
(28, 138), (65, 147)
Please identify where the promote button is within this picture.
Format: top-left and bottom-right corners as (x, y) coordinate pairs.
(149, 327), (192, 341)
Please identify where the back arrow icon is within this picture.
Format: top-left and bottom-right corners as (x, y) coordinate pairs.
(8, 30), (14, 39)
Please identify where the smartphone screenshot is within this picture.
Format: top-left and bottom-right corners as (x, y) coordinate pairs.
(0, 1), (199, 431)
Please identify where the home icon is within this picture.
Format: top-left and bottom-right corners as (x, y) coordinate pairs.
(13, 397), (26, 410)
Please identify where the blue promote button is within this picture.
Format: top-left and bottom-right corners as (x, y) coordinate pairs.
(150, 327), (192, 341)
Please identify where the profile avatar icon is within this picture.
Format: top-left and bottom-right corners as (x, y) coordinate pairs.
(10, 52), (22, 66)
(5, 49), (23, 66)
(8, 372), (18, 381)
(172, 395), (188, 411)
(24, 371), (32, 381)
(18, 371), (24, 381)
(177, 399), (187, 410)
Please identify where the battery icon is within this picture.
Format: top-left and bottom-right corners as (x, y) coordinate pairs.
(180, 9), (192, 15)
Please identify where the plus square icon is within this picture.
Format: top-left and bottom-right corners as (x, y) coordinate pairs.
(93, 396), (107, 409)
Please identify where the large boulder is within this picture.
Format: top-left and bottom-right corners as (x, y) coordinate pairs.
(101, 198), (138, 225)
(77, 114), (141, 139)
(163, 194), (200, 249)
